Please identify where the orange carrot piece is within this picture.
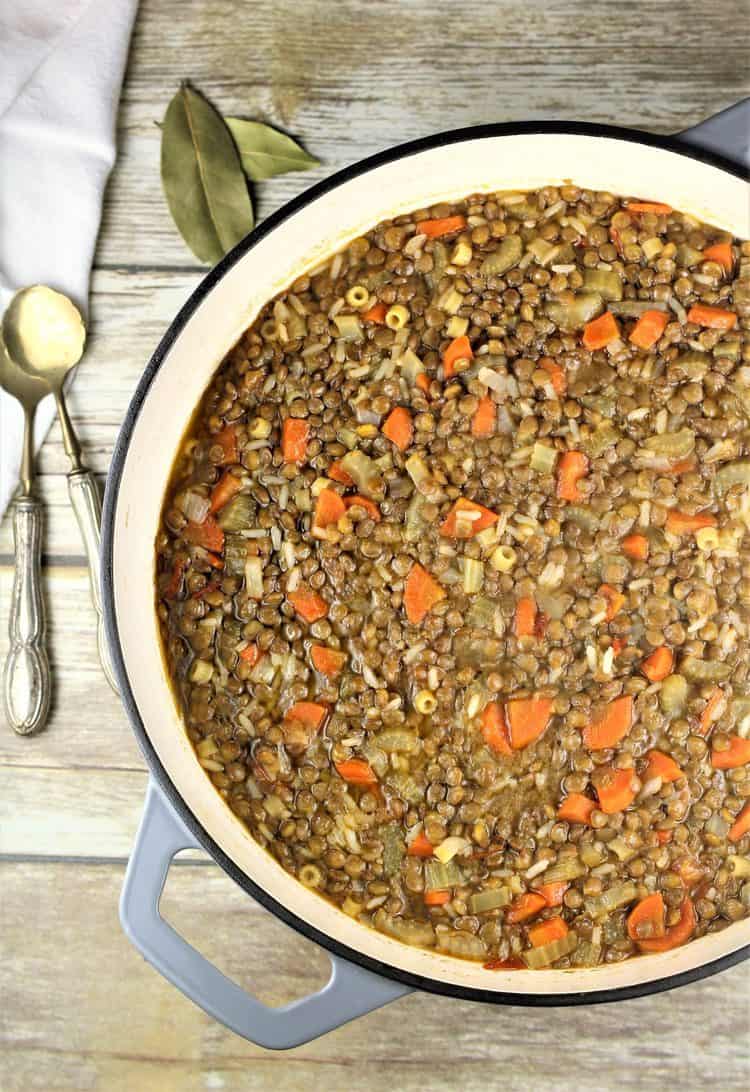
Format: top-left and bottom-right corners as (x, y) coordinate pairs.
(344, 495), (382, 522)
(163, 557), (187, 600)
(335, 758), (378, 785)
(622, 533), (649, 561)
(328, 460), (355, 485)
(481, 702), (512, 757)
(416, 372), (431, 394)
(582, 311), (620, 351)
(629, 309), (668, 350)
(533, 881), (569, 908)
(209, 470), (242, 514)
(687, 304), (737, 330)
(528, 916), (569, 948)
(285, 701), (328, 732)
(403, 562), (446, 624)
(699, 686), (726, 736)
(656, 830), (673, 845)
(557, 792), (596, 826)
(626, 201), (672, 215)
(313, 488), (347, 529)
(583, 695), (633, 751)
(637, 897), (695, 952)
(310, 644), (347, 677)
(664, 456), (697, 475)
(612, 637), (627, 656)
(703, 242), (734, 274)
(712, 736), (750, 769)
(382, 406), (414, 452)
(439, 497), (499, 539)
(641, 646), (674, 683)
(539, 356), (567, 396)
(627, 893), (666, 942)
(514, 597), (537, 639)
(506, 696), (554, 750)
(506, 892), (547, 924)
(728, 801), (750, 843)
(471, 394), (497, 438)
(644, 750), (683, 784)
(665, 509), (717, 535)
(239, 643), (263, 668)
(416, 215), (467, 238)
(184, 516), (225, 554)
(287, 587), (329, 623)
(407, 832), (435, 857)
(595, 766), (637, 814)
(556, 450), (589, 502)
(214, 424), (239, 464)
(281, 417), (310, 462)
(424, 889), (451, 906)
(442, 334), (473, 379)
(363, 301), (387, 324)
(599, 583), (626, 622)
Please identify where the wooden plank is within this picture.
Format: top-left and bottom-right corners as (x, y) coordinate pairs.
(1, 861), (748, 1090)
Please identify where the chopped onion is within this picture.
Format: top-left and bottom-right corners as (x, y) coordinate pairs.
(434, 836), (471, 863)
(244, 556), (264, 599)
(179, 490), (210, 524)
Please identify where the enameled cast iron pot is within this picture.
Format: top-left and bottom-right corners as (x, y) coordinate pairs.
(103, 101), (750, 1049)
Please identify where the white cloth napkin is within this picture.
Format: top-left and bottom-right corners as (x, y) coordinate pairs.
(0, 0), (138, 515)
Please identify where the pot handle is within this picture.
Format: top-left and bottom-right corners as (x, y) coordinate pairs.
(120, 780), (411, 1049)
(675, 98), (750, 172)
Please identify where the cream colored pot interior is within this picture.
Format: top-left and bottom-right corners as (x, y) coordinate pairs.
(113, 131), (750, 995)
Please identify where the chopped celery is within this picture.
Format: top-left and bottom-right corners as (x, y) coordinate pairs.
(424, 859), (464, 890)
(546, 292), (603, 331)
(583, 269), (623, 301)
(469, 887), (511, 913)
(374, 729), (419, 753)
(659, 673), (688, 716)
(223, 533), (248, 575)
(571, 940), (601, 966)
(530, 442), (558, 474)
(584, 881), (638, 918)
(374, 910), (435, 947)
(607, 837), (637, 863)
(189, 658), (213, 684)
(244, 556), (264, 599)
(333, 313), (363, 341)
(217, 493), (254, 531)
(480, 235), (523, 276)
(680, 656), (732, 683)
(643, 428), (695, 458)
(436, 932), (486, 958)
(339, 450), (383, 497)
(523, 931), (578, 968)
(463, 558), (484, 594)
(714, 459), (750, 495)
(542, 856), (586, 883)
(578, 844), (606, 868)
(381, 823), (405, 877)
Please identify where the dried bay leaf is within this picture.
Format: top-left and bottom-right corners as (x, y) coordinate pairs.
(161, 85), (254, 263)
(225, 118), (319, 181)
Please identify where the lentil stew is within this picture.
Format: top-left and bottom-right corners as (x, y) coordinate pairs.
(156, 186), (750, 970)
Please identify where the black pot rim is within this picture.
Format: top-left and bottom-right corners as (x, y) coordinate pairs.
(102, 118), (750, 1008)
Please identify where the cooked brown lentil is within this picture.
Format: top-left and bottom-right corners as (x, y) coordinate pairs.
(157, 187), (750, 970)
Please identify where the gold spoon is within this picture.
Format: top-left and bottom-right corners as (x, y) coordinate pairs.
(0, 335), (52, 734)
(3, 286), (118, 693)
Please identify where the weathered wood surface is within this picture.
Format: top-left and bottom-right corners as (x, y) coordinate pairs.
(1, 0), (749, 1087)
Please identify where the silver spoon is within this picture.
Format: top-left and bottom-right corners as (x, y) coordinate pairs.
(3, 286), (118, 693)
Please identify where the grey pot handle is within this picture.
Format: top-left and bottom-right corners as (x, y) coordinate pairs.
(121, 780), (411, 1049)
(676, 98), (750, 172)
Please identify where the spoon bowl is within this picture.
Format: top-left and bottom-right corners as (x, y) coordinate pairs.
(3, 284), (86, 388)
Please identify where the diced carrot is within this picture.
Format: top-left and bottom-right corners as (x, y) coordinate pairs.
(664, 457), (697, 475)
(627, 893), (666, 942)
(594, 766), (637, 814)
(382, 406), (414, 452)
(637, 897), (695, 953)
(539, 356), (567, 397)
(556, 450), (589, 502)
(629, 309), (669, 350)
(674, 855), (705, 889)
(407, 832), (435, 857)
(506, 892), (547, 924)
(612, 637), (627, 656)
(644, 750), (683, 784)
(313, 488), (347, 529)
(728, 801), (750, 843)
(209, 470), (242, 514)
(528, 916), (569, 948)
(310, 644), (347, 677)
(403, 562), (446, 624)
(626, 201), (672, 215)
(481, 702), (512, 756)
(183, 516), (225, 554)
(665, 509), (717, 535)
(703, 242), (734, 274)
(582, 311), (620, 351)
(284, 701), (328, 733)
(533, 881), (569, 908)
(239, 642), (262, 668)
(655, 829), (673, 845)
(641, 646), (674, 683)
(711, 736), (750, 769)
(424, 889), (451, 906)
(440, 497), (499, 539)
(471, 394), (497, 438)
(698, 686), (726, 736)
(205, 552), (224, 570)
(335, 758), (378, 785)
(506, 696), (554, 750)
(163, 557), (187, 599)
(442, 335), (473, 379)
(362, 301), (387, 324)
(287, 587), (329, 623)
(622, 533), (649, 561)
(583, 695), (633, 751)
(514, 597), (537, 639)
(328, 460), (355, 485)
(687, 304), (737, 330)
(281, 417), (310, 462)
(416, 372), (431, 394)
(599, 583), (626, 622)
(557, 792), (596, 826)
(213, 424), (238, 464)
(344, 495), (382, 522)
(483, 957), (525, 971)
(416, 215), (467, 238)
